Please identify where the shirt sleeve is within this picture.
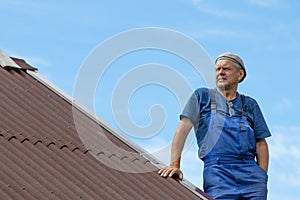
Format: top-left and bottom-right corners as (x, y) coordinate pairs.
(246, 97), (271, 140)
(180, 92), (200, 126)
(253, 104), (271, 140)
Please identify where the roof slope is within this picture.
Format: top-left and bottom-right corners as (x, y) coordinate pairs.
(0, 50), (211, 200)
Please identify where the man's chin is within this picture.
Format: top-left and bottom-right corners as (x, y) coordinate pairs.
(216, 83), (227, 91)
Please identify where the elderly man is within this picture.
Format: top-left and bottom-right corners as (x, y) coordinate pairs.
(159, 52), (271, 199)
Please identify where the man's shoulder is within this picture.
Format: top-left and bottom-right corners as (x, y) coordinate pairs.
(194, 87), (210, 94)
(239, 94), (259, 108)
(194, 88), (211, 101)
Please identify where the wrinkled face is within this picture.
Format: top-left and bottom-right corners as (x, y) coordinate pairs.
(215, 59), (244, 90)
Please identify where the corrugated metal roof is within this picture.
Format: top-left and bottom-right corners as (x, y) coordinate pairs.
(0, 50), (212, 200)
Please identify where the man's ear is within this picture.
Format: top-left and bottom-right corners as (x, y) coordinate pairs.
(238, 69), (245, 82)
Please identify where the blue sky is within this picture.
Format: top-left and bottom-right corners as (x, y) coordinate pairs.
(1, 0), (300, 199)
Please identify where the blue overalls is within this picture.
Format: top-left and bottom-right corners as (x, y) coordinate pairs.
(201, 90), (268, 200)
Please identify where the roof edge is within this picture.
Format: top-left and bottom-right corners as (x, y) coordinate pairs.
(0, 49), (21, 69)
(181, 179), (213, 200)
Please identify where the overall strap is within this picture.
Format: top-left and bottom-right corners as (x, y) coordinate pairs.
(240, 94), (247, 116)
(209, 89), (217, 110)
(241, 94), (254, 128)
(240, 94), (254, 128)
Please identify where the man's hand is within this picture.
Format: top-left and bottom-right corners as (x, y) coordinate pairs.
(158, 167), (183, 181)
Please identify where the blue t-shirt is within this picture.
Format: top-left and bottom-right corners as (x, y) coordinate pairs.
(180, 88), (271, 147)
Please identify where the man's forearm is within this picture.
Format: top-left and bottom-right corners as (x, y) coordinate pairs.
(169, 118), (193, 168)
(158, 118), (193, 181)
(256, 138), (269, 172)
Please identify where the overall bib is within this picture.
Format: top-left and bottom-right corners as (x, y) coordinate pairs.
(202, 90), (268, 200)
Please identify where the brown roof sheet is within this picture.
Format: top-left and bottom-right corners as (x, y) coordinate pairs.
(0, 51), (212, 200)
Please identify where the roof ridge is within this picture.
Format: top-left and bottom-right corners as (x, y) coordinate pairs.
(0, 49), (21, 69)
(11, 57), (38, 71)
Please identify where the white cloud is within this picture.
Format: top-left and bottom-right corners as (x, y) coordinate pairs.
(191, 0), (240, 18)
(22, 56), (50, 67)
(2, 0), (54, 9)
(269, 125), (300, 159)
(247, 0), (284, 8)
(268, 125), (300, 189)
(191, 0), (202, 6)
(200, 7), (239, 18)
(273, 97), (297, 113)
(188, 29), (240, 39)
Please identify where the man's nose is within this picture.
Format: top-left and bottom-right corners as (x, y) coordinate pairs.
(217, 68), (225, 75)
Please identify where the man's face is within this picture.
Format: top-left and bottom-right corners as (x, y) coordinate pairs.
(215, 59), (244, 90)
